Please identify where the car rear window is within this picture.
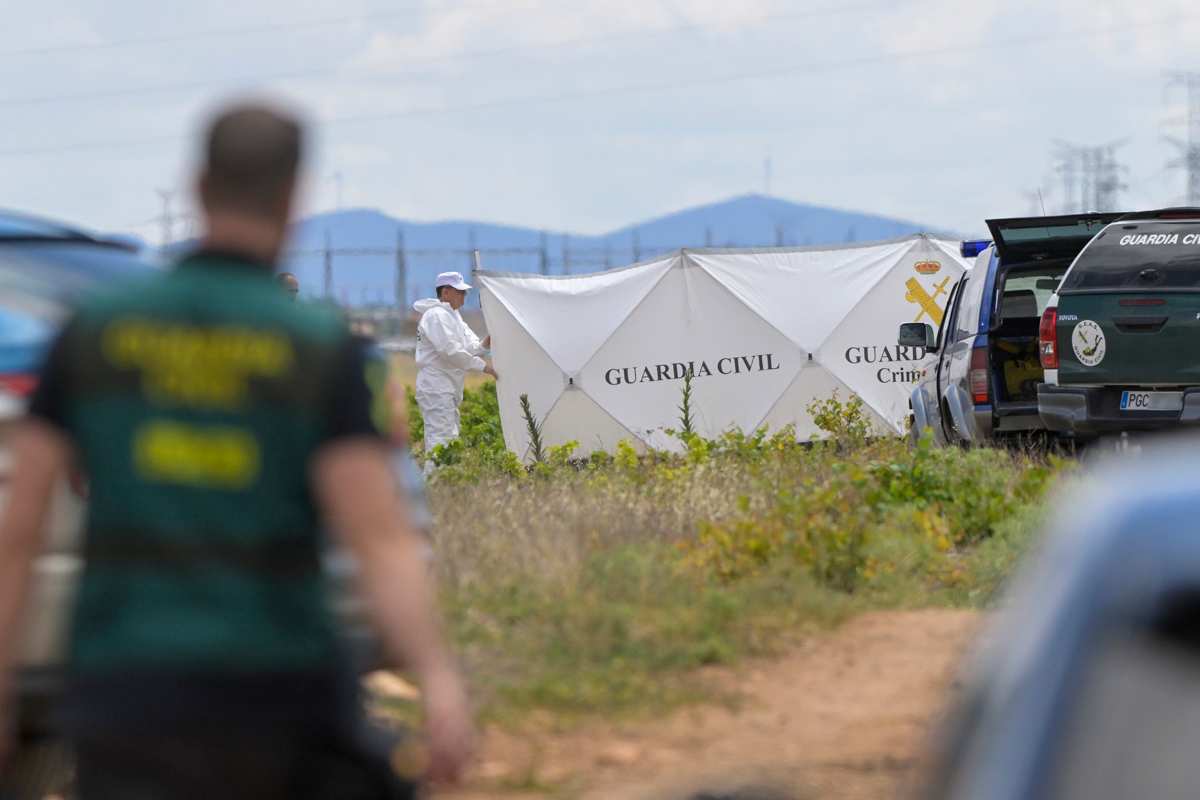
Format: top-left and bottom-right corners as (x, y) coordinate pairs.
(1001, 271), (1064, 316)
(1060, 222), (1200, 292)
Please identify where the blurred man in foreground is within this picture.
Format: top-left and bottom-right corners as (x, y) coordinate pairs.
(0, 101), (472, 797)
(413, 272), (495, 461)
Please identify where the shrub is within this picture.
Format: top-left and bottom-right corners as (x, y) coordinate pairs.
(806, 391), (872, 449)
(678, 437), (1058, 593)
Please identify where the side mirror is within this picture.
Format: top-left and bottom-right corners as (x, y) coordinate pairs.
(898, 322), (936, 351)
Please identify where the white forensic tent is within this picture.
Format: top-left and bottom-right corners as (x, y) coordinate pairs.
(478, 235), (969, 459)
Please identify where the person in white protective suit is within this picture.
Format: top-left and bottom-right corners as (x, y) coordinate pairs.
(413, 271), (496, 460)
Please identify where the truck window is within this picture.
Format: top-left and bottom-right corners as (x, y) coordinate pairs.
(954, 271), (989, 342)
(934, 278), (964, 351)
(999, 271), (1063, 318)
(1060, 222), (1200, 292)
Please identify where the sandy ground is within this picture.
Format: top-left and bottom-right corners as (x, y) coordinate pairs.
(436, 609), (982, 800)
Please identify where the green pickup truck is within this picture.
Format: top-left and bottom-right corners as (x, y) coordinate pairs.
(1038, 209), (1200, 439)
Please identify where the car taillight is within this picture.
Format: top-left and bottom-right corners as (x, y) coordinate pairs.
(1039, 307), (1059, 370)
(969, 346), (989, 405)
(0, 373), (37, 397)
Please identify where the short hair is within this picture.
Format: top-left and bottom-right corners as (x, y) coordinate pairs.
(201, 103), (303, 218)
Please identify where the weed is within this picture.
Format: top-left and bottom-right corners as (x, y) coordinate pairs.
(520, 393), (547, 464)
(678, 368), (697, 440)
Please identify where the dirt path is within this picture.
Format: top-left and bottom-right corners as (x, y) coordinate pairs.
(438, 609), (981, 800)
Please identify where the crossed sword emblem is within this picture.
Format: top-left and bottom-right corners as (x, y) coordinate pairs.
(905, 276), (951, 326)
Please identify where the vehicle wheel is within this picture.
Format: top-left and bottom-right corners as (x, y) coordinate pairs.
(0, 739), (73, 799)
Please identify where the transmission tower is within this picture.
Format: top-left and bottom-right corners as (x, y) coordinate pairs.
(323, 230), (333, 299)
(1093, 143), (1128, 212)
(1166, 71), (1200, 205)
(154, 189), (178, 247)
(1054, 142), (1079, 213)
(1052, 141), (1127, 212)
(395, 228), (407, 309)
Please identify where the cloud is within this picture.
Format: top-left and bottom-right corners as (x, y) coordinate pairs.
(873, 0), (1004, 54)
(347, 0), (784, 75)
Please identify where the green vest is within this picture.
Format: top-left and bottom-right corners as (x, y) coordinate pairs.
(55, 255), (352, 674)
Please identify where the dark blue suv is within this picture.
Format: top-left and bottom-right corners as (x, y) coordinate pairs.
(901, 213), (1123, 444)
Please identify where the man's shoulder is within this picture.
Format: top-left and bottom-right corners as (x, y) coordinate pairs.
(68, 272), (171, 328)
(273, 299), (347, 340)
(418, 303), (454, 325)
(75, 272), (346, 342)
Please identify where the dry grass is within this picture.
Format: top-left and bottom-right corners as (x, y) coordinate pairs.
(411, 439), (1058, 723)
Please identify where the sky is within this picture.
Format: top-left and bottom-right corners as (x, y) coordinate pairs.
(2, 0), (1200, 242)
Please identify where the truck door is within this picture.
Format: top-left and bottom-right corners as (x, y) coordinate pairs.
(935, 277), (967, 441)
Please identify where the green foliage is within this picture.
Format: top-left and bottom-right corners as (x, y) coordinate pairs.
(519, 393), (546, 464)
(405, 385), (424, 448)
(614, 439), (640, 473)
(677, 368), (696, 440)
(679, 437), (1060, 593)
(416, 383), (523, 482)
(806, 391), (872, 449)
(529, 440), (580, 479)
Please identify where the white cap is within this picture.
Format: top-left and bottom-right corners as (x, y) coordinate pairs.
(435, 271), (472, 291)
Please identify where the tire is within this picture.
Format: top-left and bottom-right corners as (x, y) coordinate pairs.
(0, 739), (73, 800)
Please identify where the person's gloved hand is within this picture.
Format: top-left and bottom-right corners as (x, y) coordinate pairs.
(483, 365), (498, 380)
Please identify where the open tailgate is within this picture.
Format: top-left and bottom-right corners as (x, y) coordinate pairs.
(987, 214), (1125, 263)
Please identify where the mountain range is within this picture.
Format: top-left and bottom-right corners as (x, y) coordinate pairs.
(269, 194), (956, 307)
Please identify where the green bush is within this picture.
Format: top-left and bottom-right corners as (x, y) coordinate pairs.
(678, 436), (1058, 593)
(806, 391), (872, 449)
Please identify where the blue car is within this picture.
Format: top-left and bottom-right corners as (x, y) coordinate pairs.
(0, 211), (158, 795)
(900, 214), (1123, 445)
(924, 435), (1200, 799)
(0, 211), (157, 405)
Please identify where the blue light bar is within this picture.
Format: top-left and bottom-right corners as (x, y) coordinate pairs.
(961, 239), (991, 258)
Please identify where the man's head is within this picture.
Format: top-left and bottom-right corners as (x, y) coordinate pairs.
(196, 101), (304, 264)
(434, 272), (472, 310)
(277, 272), (300, 300)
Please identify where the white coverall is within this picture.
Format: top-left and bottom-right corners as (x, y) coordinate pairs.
(412, 298), (487, 455)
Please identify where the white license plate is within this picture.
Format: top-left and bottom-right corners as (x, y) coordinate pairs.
(1120, 391), (1183, 412)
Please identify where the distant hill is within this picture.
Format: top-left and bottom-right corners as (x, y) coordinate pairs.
(278, 194), (956, 308)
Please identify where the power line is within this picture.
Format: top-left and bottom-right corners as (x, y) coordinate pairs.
(0, 1), (530, 59)
(0, 3), (899, 110)
(1, 12), (1196, 160)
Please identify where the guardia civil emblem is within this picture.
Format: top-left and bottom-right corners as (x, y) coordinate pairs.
(1071, 320), (1106, 367)
(904, 276), (951, 325)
